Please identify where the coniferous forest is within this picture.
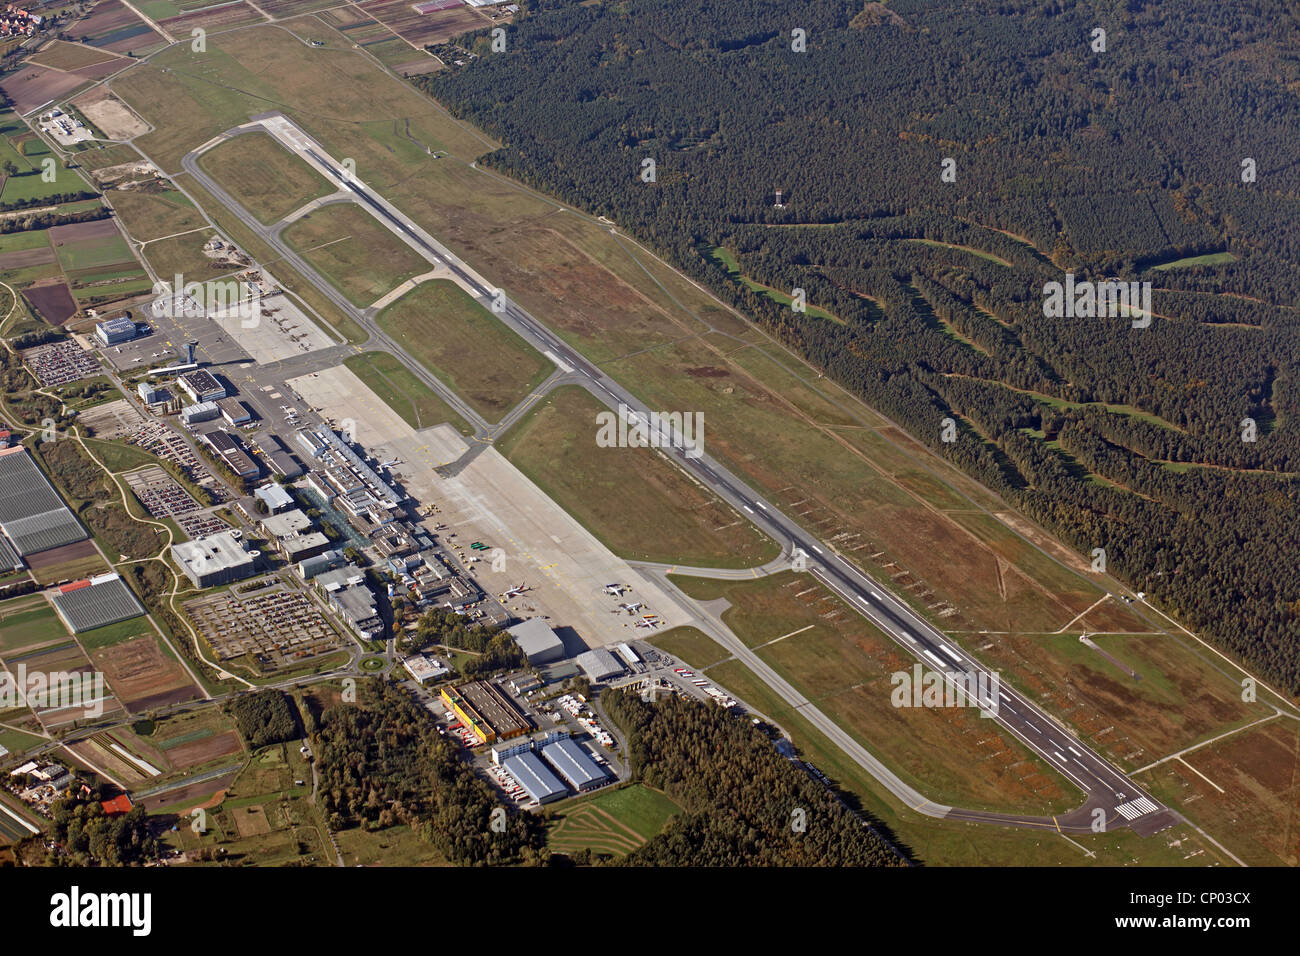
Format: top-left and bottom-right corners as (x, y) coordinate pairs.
(420, 0), (1300, 692)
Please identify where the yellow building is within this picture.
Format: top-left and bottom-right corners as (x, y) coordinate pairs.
(441, 686), (495, 744)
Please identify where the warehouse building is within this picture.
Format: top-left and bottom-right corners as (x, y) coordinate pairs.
(178, 368), (226, 403)
(440, 681), (531, 745)
(218, 398), (252, 425)
(575, 648), (623, 682)
(502, 751), (566, 805)
(508, 618), (565, 665)
(171, 531), (256, 588)
(329, 585), (382, 640)
(203, 430), (258, 480)
(0, 447), (88, 556)
(540, 737), (608, 793)
(51, 574), (145, 634)
(181, 401), (219, 426)
(95, 316), (137, 347)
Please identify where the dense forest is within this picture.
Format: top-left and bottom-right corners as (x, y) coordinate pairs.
(32, 797), (157, 866)
(602, 690), (905, 866)
(310, 679), (547, 864)
(421, 0), (1300, 692)
(227, 690), (300, 749)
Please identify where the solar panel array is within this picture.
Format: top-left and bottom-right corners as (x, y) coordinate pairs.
(52, 577), (145, 634)
(0, 451), (87, 556)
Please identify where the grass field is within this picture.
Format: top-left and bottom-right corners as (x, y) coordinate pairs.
(710, 246), (842, 323)
(76, 615), (152, 650)
(649, 626), (734, 669)
(672, 570), (1079, 815)
(1151, 251), (1237, 271)
(283, 202), (428, 306)
(547, 784), (680, 858)
(342, 350), (472, 435)
(27, 40), (123, 72)
(498, 386), (780, 568)
(702, 656), (1233, 866)
(0, 601), (67, 652)
(108, 185), (207, 243)
(199, 131), (335, 225)
(375, 279), (552, 423)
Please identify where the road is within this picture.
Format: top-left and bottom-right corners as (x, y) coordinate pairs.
(181, 113), (1176, 837)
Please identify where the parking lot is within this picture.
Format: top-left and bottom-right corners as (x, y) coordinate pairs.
(22, 340), (102, 385)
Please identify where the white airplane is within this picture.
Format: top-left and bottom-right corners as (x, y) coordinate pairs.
(603, 583), (627, 596)
(635, 618), (662, 629)
(620, 602), (644, 614)
(501, 583), (529, 599)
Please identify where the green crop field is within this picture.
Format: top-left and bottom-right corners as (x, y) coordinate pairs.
(499, 386), (780, 568)
(0, 603), (68, 652)
(547, 785), (680, 858)
(53, 234), (136, 271)
(76, 616), (152, 650)
(343, 350), (473, 435)
(375, 279), (552, 423)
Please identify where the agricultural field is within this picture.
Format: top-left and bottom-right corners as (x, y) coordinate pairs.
(0, 597), (68, 654)
(358, 0), (496, 48)
(12, 640), (124, 728)
(26, 40), (125, 73)
(160, 741), (331, 866)
(145, 707), (244, 774)
(0, 111), (96, 206)
(86, 630), (201, 713)
(72, 0), (167, 56)
(375, 279), (551, 422)
(198, 131), (335, 225)
(23, 539), (109, 586)
(499, 386), (780, 568)
(343, 350), (473, 434)
(672, 571), (1080, 816)
(0, 66), (92, 115)
(47, 218), (151, 303)
(283, 202), (428, 306)
(546, 785), (681, 859)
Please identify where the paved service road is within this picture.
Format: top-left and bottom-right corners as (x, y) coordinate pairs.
(185, 113), (1176, 837)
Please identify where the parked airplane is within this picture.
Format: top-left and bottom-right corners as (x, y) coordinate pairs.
(603, 583), (627, 596)
(501, 583), (530, 599)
